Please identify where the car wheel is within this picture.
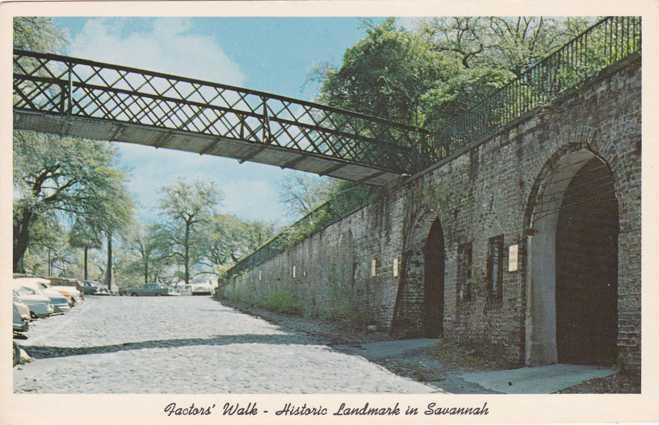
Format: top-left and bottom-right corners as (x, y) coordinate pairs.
(131, 293), (137, 297)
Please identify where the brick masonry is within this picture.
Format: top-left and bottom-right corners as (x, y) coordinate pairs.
(225, 55), (641, 374)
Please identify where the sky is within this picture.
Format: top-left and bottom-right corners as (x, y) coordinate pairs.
(53, 17), (380, 226)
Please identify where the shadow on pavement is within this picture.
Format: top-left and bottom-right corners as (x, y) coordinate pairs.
(23, 332), (321, 359)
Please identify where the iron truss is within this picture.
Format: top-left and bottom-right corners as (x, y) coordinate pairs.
(13, 50), (437, 186)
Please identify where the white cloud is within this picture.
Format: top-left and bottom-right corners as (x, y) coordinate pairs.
(397, 17), (427, 31)
(68, 18), (245, 85)
(65, 18), (293, 225)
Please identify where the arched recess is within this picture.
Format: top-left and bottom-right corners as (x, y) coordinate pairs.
(424, 218), (445, 337)
(524, 147), (619, 366)
(392, 207), (445, 338)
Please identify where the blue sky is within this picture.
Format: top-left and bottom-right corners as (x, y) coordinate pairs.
(53, 17), (380, 226)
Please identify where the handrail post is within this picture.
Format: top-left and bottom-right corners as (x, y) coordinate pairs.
(67, 61), (73, 115)
(261, 96), (270, 144)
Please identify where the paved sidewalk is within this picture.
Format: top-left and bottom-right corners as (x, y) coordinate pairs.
(338, 338), (439, 360)
(460, 364), (616, 394)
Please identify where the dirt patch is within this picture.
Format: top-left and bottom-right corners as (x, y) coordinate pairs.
(557, 372), (641, 393)
(428, 338), (518, 372)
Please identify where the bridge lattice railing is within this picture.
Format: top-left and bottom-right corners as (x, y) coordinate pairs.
(13, 50), (436, 175)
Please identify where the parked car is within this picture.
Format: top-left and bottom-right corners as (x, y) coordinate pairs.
(12, 288), (53, 318)
(128, 283), (177, 296)
(82, 280), (100, 295)
(13, 298), (31, 322)
(48, 277), (84, 304)
(13, 302), (30, 333)
(13, 277), (71, 313)
(191, 282), (213, 296)
(95, 286), (111, 296)
(178, 285), (193, 296)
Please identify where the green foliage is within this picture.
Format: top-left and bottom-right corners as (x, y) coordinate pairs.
(257, 290), (303, 315)
(224, 278), (304, 314)
(120, 223), (170, 285)
(69, 219), (103, 250)
(197, 214), (275, 278)
(277, 173), (334, 217)
(14, 17), (67, 52)
(12, 131), (134, 271)
(158, 179), (222, 284)
(319, 18), (452, 125)
(318, 16), (598, 136)
(319, 264), (368, 325)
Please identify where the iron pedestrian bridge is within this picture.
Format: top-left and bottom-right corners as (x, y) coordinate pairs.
(13, 50), (436, 186)
(12, 17), (641, 188)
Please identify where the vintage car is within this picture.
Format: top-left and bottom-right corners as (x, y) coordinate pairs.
(13, 302), (29, 333)
(190, 282), (214, 296)
(13, 277), (71, 313)
(83, 280), (112, 295)
(96, 286), (111, 295)
(13, 288), (53, 318)
(48, 276), (84, 304)
(13, 298), (31, 322)
(128, 283), (177, 296)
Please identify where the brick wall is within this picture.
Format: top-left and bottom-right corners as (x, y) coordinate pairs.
(225, 55), (641, 374)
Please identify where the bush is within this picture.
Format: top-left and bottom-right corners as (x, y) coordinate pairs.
(257, 290), (303, 315)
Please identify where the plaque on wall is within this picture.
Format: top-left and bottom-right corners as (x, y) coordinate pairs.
(508, 244), (519, 272)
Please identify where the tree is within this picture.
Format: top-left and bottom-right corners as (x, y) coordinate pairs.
(198, 215), (275, 277)
(277, 172), (335, 218)
(415, 17), (597, 133)
(158, 179), (222, 284)
(100, 185), (133, 290)
(318, 18), (452, 126)
(14, 17), (67, 52)
(13, 17), (134, 280)
(124, 223), (171, 285)
(12, 132), (133, 272)
(69, 219), (103, 281)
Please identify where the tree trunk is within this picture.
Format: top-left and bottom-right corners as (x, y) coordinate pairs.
(83, 246), (89, 281)
(12, 206), (33, 273)
(184, 222), (190, 284)
(105, 233), (112, 290)
(144, 256), (149, 284)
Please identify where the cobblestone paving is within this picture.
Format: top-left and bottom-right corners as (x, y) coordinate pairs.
(14, 297), (438, 393)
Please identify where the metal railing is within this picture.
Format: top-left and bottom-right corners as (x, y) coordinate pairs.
(434, 16), (641, 156)
(13, 50), (435, 175)
(227, 16), (642, 278)
(229, 185), (368, 276)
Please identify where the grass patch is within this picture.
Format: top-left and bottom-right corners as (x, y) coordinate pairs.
(256, 290), (303, 315)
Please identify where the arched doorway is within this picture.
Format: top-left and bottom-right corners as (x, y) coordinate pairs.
(423, 218), (445, 337)
(555, 158), (619, 364)
(525, 149), (619, 366)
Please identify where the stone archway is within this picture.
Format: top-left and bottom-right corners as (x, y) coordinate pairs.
(524, 147), (619, 366)
(392, 208), (445, 338)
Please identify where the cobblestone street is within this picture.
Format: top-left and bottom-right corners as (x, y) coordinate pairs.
(13, 297), (437, 393)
